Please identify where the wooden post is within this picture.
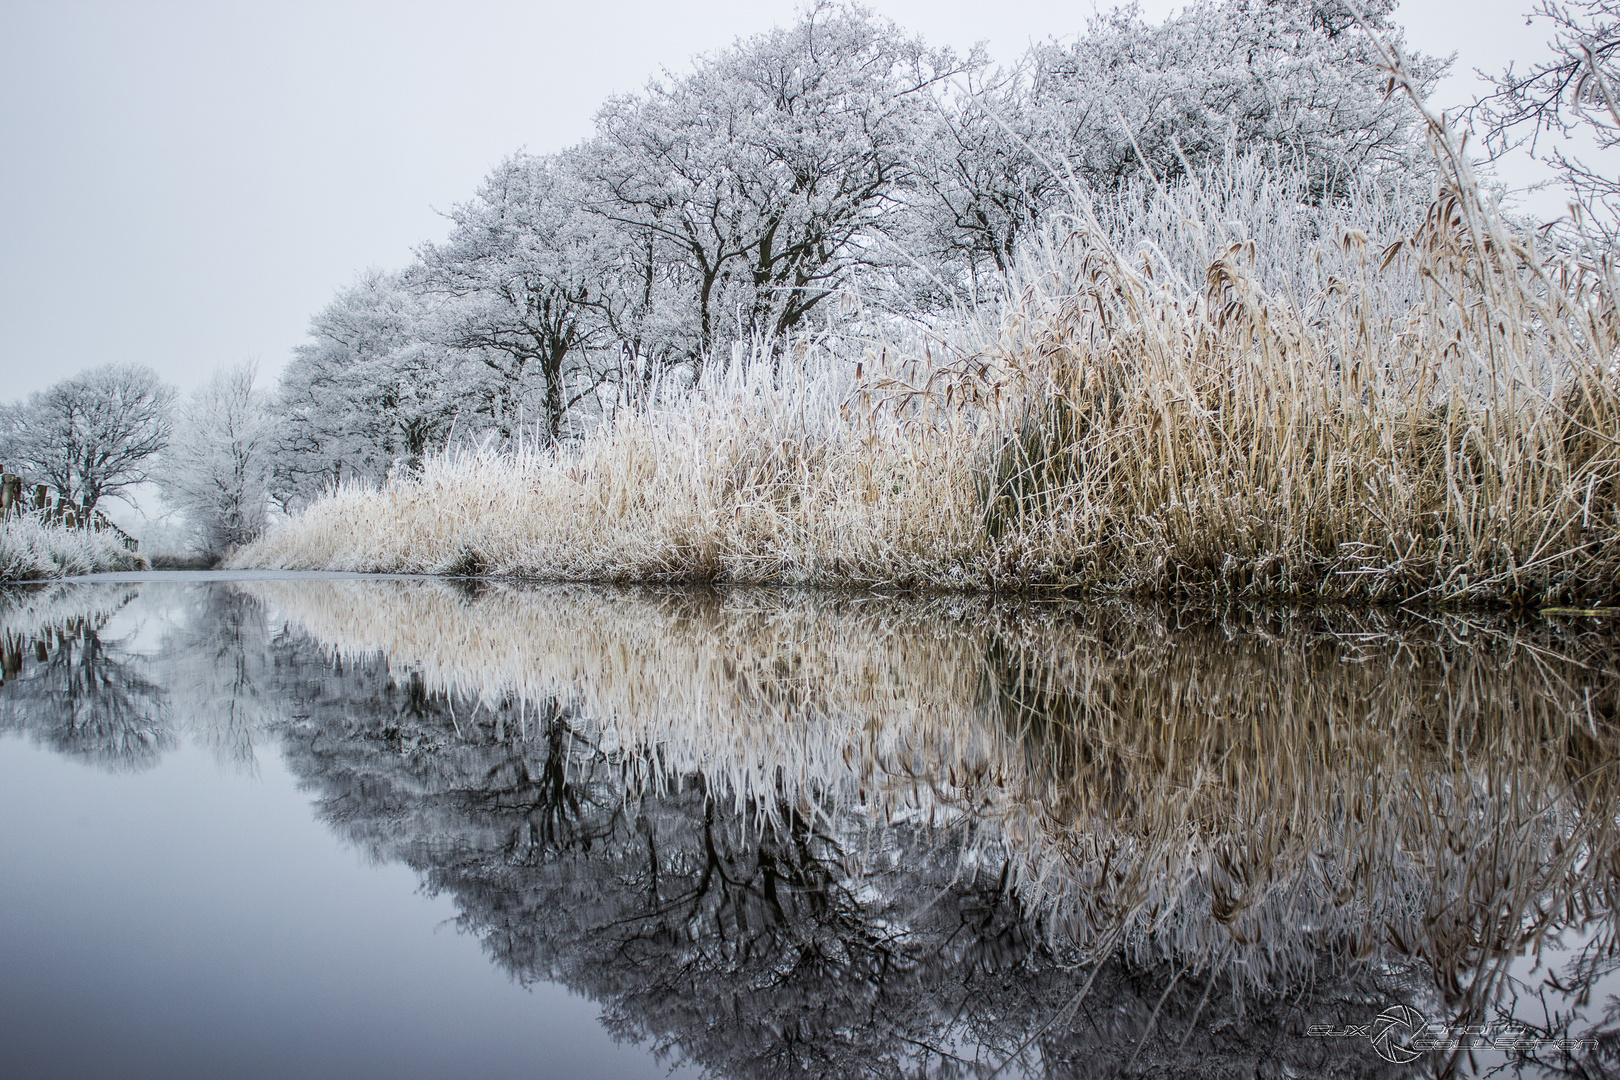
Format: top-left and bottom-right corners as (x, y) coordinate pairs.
(32, 485), (47, 511)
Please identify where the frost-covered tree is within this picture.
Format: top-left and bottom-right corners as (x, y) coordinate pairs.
(1470, 0), (1620, 241)
(1029, 0), (1444, 195)
(909, 71), (1065, 297)
(0, 363), (174, 516)
(265, 0), (1453, 492)
(578, 1), (975, 369)
(274, 270), (460, 509)
(417, 153), (614, 444)
(158, 363), (274, 558)
(909, 0), (1446, 295)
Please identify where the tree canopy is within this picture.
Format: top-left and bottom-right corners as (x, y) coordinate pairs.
(0, 362), (174, 515)
(266, 0), (1444, 479)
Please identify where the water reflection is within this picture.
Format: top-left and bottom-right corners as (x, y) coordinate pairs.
(0, 584), (172, 771)
(160, 585), (275, 771)
(5, 579), (1620, 1078)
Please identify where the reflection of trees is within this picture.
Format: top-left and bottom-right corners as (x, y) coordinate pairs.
(157, 585), (277, 771)
(9, 579), (1620, 1077)
(0, 583), (282, 774)
(245, 581), (1620, 1079)
(0, 585), (172, 771)
(265, 630), (1415, 1078)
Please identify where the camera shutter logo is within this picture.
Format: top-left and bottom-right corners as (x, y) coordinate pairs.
(1369, 1005), (1425, 1064)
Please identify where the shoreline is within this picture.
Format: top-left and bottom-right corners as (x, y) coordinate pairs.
(13, 568), (1620, 620)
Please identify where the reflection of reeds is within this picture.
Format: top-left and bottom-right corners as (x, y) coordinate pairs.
(982, 606), (1620, 1018)
(0, 582), (140, 644)
(243, 579), (1620, 1018)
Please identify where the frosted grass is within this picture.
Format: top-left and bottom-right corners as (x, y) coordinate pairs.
(238, 343), (986, 586)
(0, 517), (147, 581)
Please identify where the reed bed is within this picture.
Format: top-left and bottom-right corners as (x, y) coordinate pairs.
(243, 579), (1620, 1015)
(0, 516), (146, 581)
(236, 134), (1620, 604)
(238, 348), (986, 586)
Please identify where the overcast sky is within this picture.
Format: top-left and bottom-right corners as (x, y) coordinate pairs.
(0, 0), (1587, 400)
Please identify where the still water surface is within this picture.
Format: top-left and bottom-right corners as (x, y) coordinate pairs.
(3, 577), (1620, 1079)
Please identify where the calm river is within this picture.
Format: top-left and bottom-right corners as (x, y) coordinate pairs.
(3, 575), (1619, 1079)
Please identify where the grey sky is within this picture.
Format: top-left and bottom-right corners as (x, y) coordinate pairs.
(0, 0), (1581, 401)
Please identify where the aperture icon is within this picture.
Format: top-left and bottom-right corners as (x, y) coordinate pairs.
(1368, 1005), (1425, 1064)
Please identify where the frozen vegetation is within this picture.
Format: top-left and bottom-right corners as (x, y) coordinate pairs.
(230, 1), (1620, 604)
(237, 147), (1620, 604)
(7, 0), (1618, 597)
(0, 516), (146, 581)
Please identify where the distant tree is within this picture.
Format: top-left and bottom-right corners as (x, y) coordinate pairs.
(1470, 0), (1620, 241)
(158, 363), (274, 558)
(0, 363), (174, 516)
(273, 270), (460, 509)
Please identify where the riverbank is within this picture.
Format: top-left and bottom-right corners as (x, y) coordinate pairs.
(234, 157), (1620, 607)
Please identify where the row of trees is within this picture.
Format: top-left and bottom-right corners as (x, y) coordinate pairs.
(269, 0), (1448, 508)
(8, 1), (1612, 541)
(0, 0), (1463, 524)
(0, 362), (273, 558)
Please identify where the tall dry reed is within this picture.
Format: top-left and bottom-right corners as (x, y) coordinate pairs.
(237, 346), (987, 586)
